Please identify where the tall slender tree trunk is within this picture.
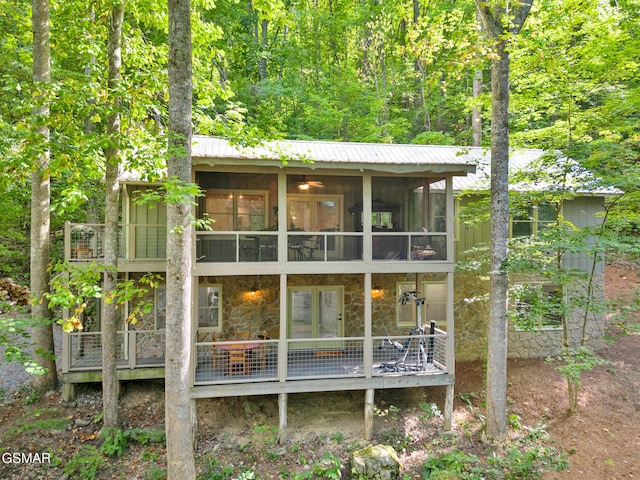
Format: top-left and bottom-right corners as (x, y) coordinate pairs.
(102, 0), (126, 430)
(258, 19), (268, 80)
(485, 38), (510, 442)
(475, 0), (533, 443)
(472, 69), (483, 146)
(166, 0), (196, 476)
(31, 0), (58, 393)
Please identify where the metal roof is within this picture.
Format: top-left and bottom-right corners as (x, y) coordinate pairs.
(122, 137), (611, 195)
(192, 136), (478, 175)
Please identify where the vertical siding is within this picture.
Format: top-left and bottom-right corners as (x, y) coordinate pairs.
(563, 197), (605, 274)
(455, 195), (490, 264)
(130, 189), (167, 259)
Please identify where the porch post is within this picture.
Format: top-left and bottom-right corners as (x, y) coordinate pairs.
(278, 274), (287, 382)
(362, 173), (372, 261)
(444, 384), (454, 431)
(364, 388), (375, 440)
(276, 392), (288, 445)
(363, 273), (373, 377)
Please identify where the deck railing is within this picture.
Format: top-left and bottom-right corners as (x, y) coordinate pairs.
(64, 330), (166, 372)
(192, 331), (448, 385)
(66, 222), (449, 263)
(65, 329), (448, 383)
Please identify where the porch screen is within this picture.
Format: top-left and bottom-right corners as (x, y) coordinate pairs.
(206, 191), (267, 231)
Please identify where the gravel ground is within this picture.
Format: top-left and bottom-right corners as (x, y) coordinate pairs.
(0, 316), (63, 399)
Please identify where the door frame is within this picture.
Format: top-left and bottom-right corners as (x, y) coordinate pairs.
(287, 285), (344, 349)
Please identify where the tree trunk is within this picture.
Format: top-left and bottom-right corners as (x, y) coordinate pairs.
(166, 0), (196, 477)
(30, 0), (58, 394)
(472, 69), (483, 146)
(475, 0), (533, 444)
(258, 18), (268, 81)
(101, 0), (126, 430)
(485, 38), (510, 443)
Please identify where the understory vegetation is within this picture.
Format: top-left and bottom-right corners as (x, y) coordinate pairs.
(0, 382), (568, 480)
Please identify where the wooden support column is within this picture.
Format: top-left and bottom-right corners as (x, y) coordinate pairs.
(62, 382), (76, 403)
(364, 388), (375, 441)
(191, 398), (198, 449)
(444, 384), (454, 431)
(276, 393), (288, 445)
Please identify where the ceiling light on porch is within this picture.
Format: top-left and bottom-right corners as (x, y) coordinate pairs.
(371, 286), (384, 299)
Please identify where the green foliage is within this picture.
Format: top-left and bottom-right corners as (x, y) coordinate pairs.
(46, 261), (163, 331)
(486, 445), (569, 479)
(546, 347), (608, 413)
(421, 450), (481, 479)
(100, 427), (167, 457)
(22, 389), (40, 406)
(312, 452), (342, 479)
(198, 457), (239, 480)
(419, 402), (443, 422)
(63, 446), (105, 480)
(548, 347), (607, 388)
(3, 416), (70, 443)
(421, 442), (568, 479)
(145, 465), (168, 480)
(100, 427), (128, 457)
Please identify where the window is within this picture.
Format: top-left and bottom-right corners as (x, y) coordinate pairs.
(155, 287), (166, 330)
(397, 282), (418, 327)
(510, 283), (563, 330)
(396, 280), (448, 328)
(511, 202), (557, 237)
(198, 285), (222, 332)
(205, 190), (267, 231)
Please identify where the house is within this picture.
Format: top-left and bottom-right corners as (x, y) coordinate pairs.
(59, 137), (607, 435)
(452, 150), (607, 361)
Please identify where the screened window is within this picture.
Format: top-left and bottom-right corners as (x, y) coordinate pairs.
(155, 288), (166, 330)
(510, 283), (563, 330)
(198, 285), (222, 332)
(511, 203), (557, 237)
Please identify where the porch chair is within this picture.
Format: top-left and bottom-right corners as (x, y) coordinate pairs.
(235, 330), (251, 340)
(300, 235), (321, 260)
(257, 330), (271, 370)
(210, 333), (227, 372)
(228, 344), (249, 376)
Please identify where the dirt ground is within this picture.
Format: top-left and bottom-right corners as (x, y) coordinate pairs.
(0, 262), (638, 479)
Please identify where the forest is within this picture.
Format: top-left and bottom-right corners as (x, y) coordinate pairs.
(1, 0), (639, 278)
(1, 0), (640, 478)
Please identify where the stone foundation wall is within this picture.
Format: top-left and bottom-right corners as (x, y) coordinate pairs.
(454, 272), (607, 361)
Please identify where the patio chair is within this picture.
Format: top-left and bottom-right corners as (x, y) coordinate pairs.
(256, 330), (271, 370)
(235, 330), (251, 340)
(211, 333), (227, 372)
(300, 235), (321, 260)
(228, 344), (249, 376)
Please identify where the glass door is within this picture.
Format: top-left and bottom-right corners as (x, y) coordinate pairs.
(290, 290), (313, 339)
(288, 286), (344, 349)
(287, 194), (343, 259)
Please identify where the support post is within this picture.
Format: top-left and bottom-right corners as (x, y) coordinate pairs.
(191, 398), (198, 450)
(62, 382), (76, 403)
(444, 383), (454, 431)
(364, 388), (375, 441)
(276, 393), (288, 445)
